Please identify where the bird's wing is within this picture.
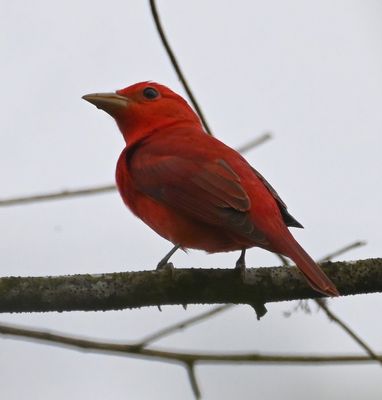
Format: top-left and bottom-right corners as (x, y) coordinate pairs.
(250, 167), (304, 228)
(129, 153), (266, 242)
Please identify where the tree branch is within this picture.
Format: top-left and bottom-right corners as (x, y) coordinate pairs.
(0, 321), (381, 365)
(0, 258), (380, 314)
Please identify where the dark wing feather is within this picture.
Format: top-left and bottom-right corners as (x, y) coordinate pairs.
(130, 153), (266, 242)
(250, 167), (303, 228)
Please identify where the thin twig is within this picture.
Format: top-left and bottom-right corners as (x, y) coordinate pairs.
(314, 241), (381, 364)
(236, 132), (272, 154)
(185, 362), (201, 399)
(283, 240), (379, 366)
(0, 322), (381, 365)
(320, 240), (367, 262)
(316, 299), (382, 366)
(149, 0), (212, 135)
(137, 304), (234, 348)
(0, 184), (116, 207)
(282, 241), (374, 355)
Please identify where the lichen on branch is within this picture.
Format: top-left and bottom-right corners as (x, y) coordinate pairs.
(0, 258), (381, 315)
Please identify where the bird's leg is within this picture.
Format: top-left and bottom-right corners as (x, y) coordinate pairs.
(235, 249), (247, 271)
(235, 249), (248, 283)
(235, 249), (266, 318)
(157, 244), (188, 311)
(157, 244), (181, 270)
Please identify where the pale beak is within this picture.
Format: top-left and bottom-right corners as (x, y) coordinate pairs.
(82, 92), (129, 117)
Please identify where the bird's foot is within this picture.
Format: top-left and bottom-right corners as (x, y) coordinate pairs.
(156, 244), (180, 270)
(156, 260), (174, 311)
(235, 249), (247, 281)
(235, 259), (246, 272)
(156, 261), (175, 271)
(235, 262), (246, 282)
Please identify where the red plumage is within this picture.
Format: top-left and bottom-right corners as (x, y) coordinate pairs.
(83, 82), (339, 297)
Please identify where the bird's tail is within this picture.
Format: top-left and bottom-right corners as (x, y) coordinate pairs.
(279, 234), (339, 297)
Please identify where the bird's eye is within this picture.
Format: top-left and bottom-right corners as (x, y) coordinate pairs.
(143, 87), (159, 100)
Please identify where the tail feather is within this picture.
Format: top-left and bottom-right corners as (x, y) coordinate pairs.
(281, 236), (339, 297)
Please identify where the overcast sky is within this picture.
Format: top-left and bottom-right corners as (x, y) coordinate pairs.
(1, 1), (382, 399)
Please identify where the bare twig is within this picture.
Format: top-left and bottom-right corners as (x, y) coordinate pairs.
(0, 322), (381, 365)
(0, 184), (116, 207)
(185, 362), (201, 399)
(149, 0), (212, 135)
(137, 304), (234, 347)
(313, 241), (381, 364)
(320, 240), (367, 262)
(236, 132), (272, 154)
(316, 299), (381, 366)
(282, 240), (379, 366)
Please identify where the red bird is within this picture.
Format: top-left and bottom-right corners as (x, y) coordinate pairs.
(83, 82), (338, 297)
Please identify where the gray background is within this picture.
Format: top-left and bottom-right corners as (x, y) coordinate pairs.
(1, 1), (381, 399)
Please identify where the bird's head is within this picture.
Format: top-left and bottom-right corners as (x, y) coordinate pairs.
(83, 81), (201, 145)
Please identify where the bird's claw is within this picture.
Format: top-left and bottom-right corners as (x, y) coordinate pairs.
(235, 260), (247, 282)
(156, 261), (175, 271)
(235, 260), (246, 271)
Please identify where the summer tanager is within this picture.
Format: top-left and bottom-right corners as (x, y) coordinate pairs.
(83, 82), (338, 297)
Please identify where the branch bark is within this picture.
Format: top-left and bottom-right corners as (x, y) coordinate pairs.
(0, 258), (380, 315)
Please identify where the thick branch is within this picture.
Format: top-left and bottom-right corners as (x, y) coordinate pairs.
(0, 258), (380, 314)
